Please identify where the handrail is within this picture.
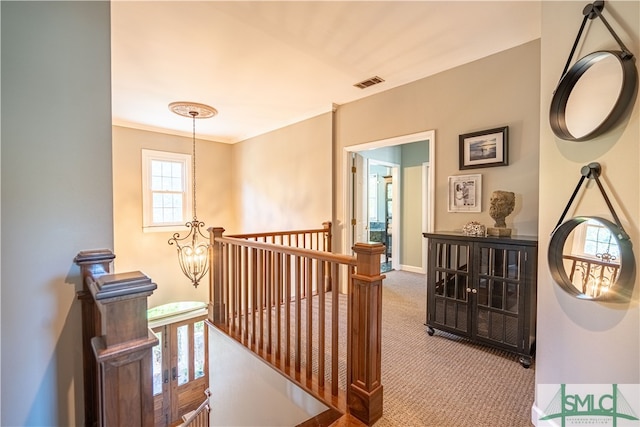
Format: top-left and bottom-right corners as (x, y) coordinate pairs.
(180, 389), (211, 427)
(215, 235), (354, 266)
(208, 226), (384, 425)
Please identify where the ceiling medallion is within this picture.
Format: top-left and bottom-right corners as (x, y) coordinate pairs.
(169, 101), (218, 119)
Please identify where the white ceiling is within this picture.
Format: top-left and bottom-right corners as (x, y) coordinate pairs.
(111, 1), (541, 144)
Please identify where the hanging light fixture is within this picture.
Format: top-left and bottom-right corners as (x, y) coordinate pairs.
(167, 101), (217, 287)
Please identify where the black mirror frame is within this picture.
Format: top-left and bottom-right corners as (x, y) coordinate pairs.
(549, 50), (638, 142)
(548, 216), (635, 301)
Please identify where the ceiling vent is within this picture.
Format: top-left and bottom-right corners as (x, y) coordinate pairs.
(354, 76), (385, 89)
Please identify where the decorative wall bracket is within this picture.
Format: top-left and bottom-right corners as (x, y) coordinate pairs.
(557, 1), (633, 81)
(552, 162), (628, 239)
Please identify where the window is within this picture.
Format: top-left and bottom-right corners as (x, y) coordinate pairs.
(142, 149), (192, 231)
(571, 218), (620, 260)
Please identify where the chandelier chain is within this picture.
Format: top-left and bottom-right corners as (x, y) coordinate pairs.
(191, 111), (197, 220)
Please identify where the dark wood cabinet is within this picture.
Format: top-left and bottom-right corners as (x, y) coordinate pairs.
(423, 232), (537, 367)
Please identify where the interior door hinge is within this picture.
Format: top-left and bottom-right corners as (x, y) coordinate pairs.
(351, 218), (357, 226)
(352, 166), (356, 173)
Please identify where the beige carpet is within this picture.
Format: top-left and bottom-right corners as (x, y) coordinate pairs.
(375, 270), (535, 426)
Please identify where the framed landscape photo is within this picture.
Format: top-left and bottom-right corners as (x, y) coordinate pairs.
(459, 126), (508, 170)
(448, 174), (482, 213)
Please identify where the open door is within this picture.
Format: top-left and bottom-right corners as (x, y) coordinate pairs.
(352, 152), (368, 249)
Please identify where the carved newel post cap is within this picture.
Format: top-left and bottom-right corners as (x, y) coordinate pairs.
(94, 271), (157, 300)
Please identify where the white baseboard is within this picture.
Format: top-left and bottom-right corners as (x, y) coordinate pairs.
(398, 264), (425, 274)
(531, 402), (544, 426)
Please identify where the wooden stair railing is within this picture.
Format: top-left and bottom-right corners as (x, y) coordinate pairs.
(228, 221), (332, 252)
(229, 222), (333, 296)
(208, 226), (384, 425)
(75, 250), (158, 427)
(563, 254), (620, 297)
(178, 389), (211, 427)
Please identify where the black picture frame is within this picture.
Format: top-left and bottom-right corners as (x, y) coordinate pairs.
(459, 126), (508, 170)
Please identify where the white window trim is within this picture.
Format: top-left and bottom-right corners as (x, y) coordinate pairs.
(141, 149), (192, 232)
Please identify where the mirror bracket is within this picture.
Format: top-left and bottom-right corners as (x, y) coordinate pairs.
(552, 162), (629, 240)
(558, 1), (633, 82)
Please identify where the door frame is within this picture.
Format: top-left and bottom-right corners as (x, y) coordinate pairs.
(343, 130), (435, 271)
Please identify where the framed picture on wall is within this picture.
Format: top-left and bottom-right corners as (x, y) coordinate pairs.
(448, 174), (482, 212)
(459, 126), (508, 170)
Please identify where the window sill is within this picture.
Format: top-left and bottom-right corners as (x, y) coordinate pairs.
(143, 224), (189, 233)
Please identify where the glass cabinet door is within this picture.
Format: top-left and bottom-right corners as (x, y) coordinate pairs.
(428, 240), (471, 336)
(474, 244), (522, 349)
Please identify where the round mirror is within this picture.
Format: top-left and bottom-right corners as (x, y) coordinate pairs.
(548, 216), (635, 301)
(549, 50), (638, 141)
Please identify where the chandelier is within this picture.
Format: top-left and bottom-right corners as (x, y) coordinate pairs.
(167, 101), (217, 287)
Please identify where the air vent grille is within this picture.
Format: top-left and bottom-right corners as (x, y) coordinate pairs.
(354, 76), (385, 89)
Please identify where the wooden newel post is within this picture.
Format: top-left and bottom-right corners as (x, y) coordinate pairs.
(348, 242), (385, 425)
(75, 249), (116, 427)
(90, 271), (158, 427)
(74, 251), (159, 427)
(322, 221), (332, 252)
(209, 227), (226, 324)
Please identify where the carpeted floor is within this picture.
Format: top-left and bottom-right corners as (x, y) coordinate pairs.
(237, 268), (535, 426)
(375, 270), (535, 426)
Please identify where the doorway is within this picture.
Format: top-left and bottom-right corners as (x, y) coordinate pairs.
(149, 304), (209, 427)
(367, 160), (399, 272)
(344, 130), (435, 273)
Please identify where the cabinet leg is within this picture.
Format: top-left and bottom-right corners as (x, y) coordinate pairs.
(427, 326), (435, 336)
(519, 356), (532, 368)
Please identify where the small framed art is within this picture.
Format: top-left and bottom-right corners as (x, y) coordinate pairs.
(459, 126), (508, 170)
(448, 174), (482, 213)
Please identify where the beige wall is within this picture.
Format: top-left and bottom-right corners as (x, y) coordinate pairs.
(534, 0), (639, 420)
(1, 2), (113, 425)
(231, 113), (333, 233)
(334, 40), (541, 253)
(112, 126), (234, 308)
